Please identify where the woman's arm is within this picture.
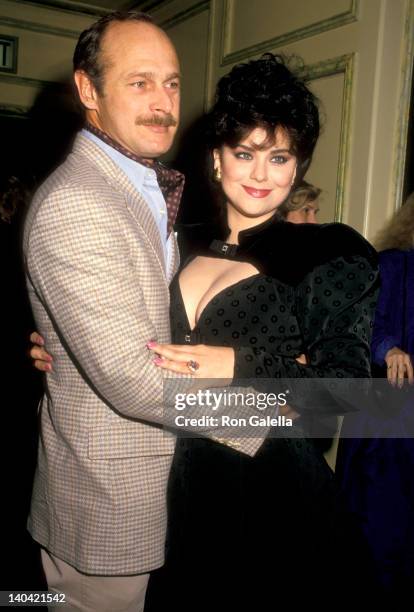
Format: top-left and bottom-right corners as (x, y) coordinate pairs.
(232, 253), (379, 380)
(371, 252), (401, 365)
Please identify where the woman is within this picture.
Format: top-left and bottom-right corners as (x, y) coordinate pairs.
(144, 54), (379, 609)
(337, 193), (414, 601)
(31, 54), (379, 606)
(279, 179), (321, 224)
(371, 192), (414, 384)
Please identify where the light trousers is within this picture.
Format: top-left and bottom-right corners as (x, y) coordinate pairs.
(41, 548), (150, 612)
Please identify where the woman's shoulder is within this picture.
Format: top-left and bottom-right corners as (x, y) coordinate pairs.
(290, 224), (380, 300)
(271, 221), (378, 278)
(301, 222), (377, 264)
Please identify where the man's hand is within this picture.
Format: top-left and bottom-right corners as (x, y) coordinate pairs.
(385, 347), (414, 388)
(29, 331), (53, 372)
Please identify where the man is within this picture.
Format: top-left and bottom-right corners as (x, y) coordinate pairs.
(24, 11), (265, 611)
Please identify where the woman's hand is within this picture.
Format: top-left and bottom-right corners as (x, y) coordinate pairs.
(295, 353), (308, 365)
(385, 347), (414, 387)
(147, 341), (235, 379)
(29, 331), (53, 372)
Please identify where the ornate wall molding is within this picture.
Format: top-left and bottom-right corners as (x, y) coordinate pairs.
(298, 53), (355, 222)
(0, 15), (80, 38)
(392, 0), (414, 210)
(0, 71), (64, 88)
(141, 0), (175, 13)
(220, 0), (358, 66)
(160, 0), (209, 30)
(8, 0), (111, 17)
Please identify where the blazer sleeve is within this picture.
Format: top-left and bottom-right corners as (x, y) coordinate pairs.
(25, 186), (266, 454)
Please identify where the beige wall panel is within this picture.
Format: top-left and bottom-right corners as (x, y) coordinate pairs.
(224, 0), (352, 58)
(162, 7), (210, 160)
(306, 71), (344, 224)
(0, 1), (94, 113)
(0, 79), (38, 107)
(0, 0), (93, 34)
(19, 32), (75, 82)
(0, 24), (76, 81)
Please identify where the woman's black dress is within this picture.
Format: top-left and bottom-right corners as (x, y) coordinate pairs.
(145, 217), (379, 610)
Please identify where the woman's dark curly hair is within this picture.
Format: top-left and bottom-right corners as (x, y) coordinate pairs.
(206, 53), (320, 184)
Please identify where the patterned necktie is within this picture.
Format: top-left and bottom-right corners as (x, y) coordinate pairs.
(85, 122), (184, 237)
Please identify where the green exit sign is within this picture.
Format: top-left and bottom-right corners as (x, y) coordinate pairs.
(0, 35), (18, 73)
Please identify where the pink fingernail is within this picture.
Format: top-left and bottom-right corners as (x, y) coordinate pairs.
(153, 357), (163, 365)
(146, 340), (157, 349)
(45, 364), (52, 372)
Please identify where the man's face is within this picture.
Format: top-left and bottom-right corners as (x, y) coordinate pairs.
(76, 21), (180, 158)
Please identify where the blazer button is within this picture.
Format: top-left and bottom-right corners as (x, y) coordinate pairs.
(185, 334), (191, 343)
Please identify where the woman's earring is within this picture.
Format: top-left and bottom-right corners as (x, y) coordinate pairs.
(214, 166), (222, 182)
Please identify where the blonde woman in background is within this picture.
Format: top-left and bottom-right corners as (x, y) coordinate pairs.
(279, 179), (321, 223)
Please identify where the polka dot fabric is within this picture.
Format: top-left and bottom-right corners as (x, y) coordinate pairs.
(170, 255), (379, 384)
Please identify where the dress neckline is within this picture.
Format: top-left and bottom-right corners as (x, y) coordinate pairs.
(174, 271), (262, 333)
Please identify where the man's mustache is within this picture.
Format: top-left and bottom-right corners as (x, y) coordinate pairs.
(135, 114), (177, 127)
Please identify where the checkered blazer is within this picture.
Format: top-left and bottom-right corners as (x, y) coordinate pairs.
(23, 133), (187, 575)
(23, 133), (265, 576)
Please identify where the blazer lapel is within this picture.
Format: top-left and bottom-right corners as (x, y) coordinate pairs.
(72, 134), (167, 282)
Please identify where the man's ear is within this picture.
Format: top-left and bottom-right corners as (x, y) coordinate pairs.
(74, 70), (100, 111)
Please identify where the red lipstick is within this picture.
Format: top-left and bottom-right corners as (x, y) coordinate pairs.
(242, 185), (272, 198)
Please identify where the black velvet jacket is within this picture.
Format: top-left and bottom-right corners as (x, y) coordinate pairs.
(174, 215), (380, 414)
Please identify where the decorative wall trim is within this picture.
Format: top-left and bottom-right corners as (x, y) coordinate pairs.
(0, 71), (64, 89)
(297, 53), (355, 223)
(393, 0), (414, 210)
(0, 15), (80, 39)
(0, 102), (28, 117)
(220, 0), (358, 66)
(160, 0), (209, 30)
(203, 0), (215, 111)
(9, 0), (111, 17)
(142, 0), (175, 13)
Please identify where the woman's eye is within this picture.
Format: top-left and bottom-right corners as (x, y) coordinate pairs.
(234, 152), (252, 160)
(271, 155), (289, 164)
